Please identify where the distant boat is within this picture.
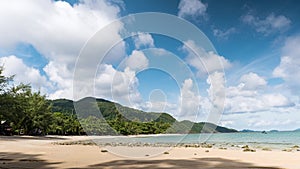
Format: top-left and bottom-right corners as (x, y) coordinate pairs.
(261, 131), (267, 134)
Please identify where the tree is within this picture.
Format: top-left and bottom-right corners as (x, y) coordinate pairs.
(28, 91), (52, 135)
(0, 66), (13, 121)
(0, 66), (52, 135)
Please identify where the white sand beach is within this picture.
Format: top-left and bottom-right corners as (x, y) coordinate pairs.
(0, 136), (299, 169)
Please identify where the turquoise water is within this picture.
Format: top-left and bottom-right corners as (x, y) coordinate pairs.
(94, 131), (300, 149)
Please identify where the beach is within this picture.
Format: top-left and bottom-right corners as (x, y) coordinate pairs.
(0, 136), (299, 169)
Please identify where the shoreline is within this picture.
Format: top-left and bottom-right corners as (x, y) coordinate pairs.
(53, 139), (300, 153)
(2, 134), (299, 152)
(46, 134), (300, 152)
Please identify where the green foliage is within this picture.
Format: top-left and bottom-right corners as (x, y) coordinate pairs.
(80, 116), (115, 135)
(50, 99), (74, 115)
(107, 119), (170, 135)
(0, 67), (53, 135)
(49, 112), (83, 135)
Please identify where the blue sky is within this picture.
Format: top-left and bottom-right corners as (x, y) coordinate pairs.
(1, 0), (300, 131)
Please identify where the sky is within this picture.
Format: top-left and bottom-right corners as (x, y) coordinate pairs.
(0, 0), (300, 131)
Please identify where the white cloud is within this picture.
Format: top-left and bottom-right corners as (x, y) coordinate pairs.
(241, 13), (291, 35)
(103, 41), (127, 64)
(219, 120), (234, 127)
(0, 0), (122, 56)
(43, 61), (73, 99)
(44, 61), (73, 89)
(0, 0), (124, 99)
(248, 118), (293, 128)
(0, 55), (50, 93)
(143, 101), (166, 113)
(213, 27), (236, 39)
(133, 32), (154, 49)
(262, 94), (294, 107)
(239, 72), (267, 90)
(178, 41), (230, 122)
(225, 93), (294, 114)
(273, 35), (300, 94)
(94, 64), (142, 108)
(273, 56), (293, 79)
(141, 101), (178, 114)
(219, 63), (300, 130)
(177, 78), (201, 121)
(207, 71), (226, 110)
(141, 89), (168, 113)
(225, 72), (294, 114)
(178, 0), (207, 18)
(221, 111), (300, 131)
(281, 36), (300, 57)
(124, 50), (149, 72)
(182, 40), (232, 75)
(226, 84), (258, 98)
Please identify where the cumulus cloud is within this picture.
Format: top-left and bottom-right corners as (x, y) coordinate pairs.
(0, 0), (122, 56)
(124, 50), (149, 72)
(0, 0), (124, 99)
(182, 40), (232, 75)
(239, 72), (267, 90)
(180, 40), (230, 121)
(222, 111), (300, 131)
(177, 78), (201, 121)
(0, 55), (50, 93)
(226, 84), (257, 98)
(273, 35), (300, 94)
(207, 71), (226, 113)
(94, 64), (142, 108)
(143, 89), (168, 113)
(102, 41), (127, 64)
(178, 0), (207, 18)
(241, 13), (291, 35)
(225, 72), (294, 114)
(226, 93), (294, 114)
(262, 94), (294, 108)
(219, 120), (234, 127)
(133, 32), (155, 49)
(141, 101), (178, 114)
(43, 61), (74, 99)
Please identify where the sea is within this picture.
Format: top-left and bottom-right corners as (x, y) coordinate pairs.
(92, 131), (300, 150)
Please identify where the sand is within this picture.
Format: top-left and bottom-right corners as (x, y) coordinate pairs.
(0, 136), (299, 169)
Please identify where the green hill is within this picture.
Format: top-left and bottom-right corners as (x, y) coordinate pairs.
(49, 97), (237, 135)
(50, 99), (75, 115)
(294, 128), (300, 132)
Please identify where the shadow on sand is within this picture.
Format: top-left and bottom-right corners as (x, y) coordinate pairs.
(70, 158), (282, 169)
(0, 135), (68, 141)
(0, 152), (61, 169)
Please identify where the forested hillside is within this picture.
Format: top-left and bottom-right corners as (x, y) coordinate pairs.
(50, 97), (237, 135)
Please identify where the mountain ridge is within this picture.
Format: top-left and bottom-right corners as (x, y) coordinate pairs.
(49, 97), (238, 135)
